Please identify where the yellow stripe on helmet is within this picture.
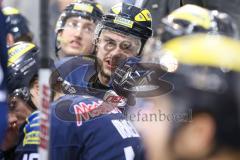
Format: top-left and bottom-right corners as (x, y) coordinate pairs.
(141, 9), (152, 21)
(135, 13), (146, 22)
(168, 4), (212, 29)
(2, 7), (20, 15)
(8, 43), (36, 67)
(135, 9), (152, 22)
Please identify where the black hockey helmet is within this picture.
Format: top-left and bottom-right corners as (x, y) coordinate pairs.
(2, 6), (33, 42)
(158, 4), (239, 43)
(7, 41), (39, 93)
(55, 0), (104, 56)
(55, 0), (104, 33)
(94, 2), (153, 54)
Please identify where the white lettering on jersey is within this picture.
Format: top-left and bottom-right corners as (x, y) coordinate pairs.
(112, 119), (140, 139)
(124, 146), (135, 160)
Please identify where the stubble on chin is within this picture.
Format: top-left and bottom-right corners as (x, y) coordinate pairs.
(100, 67), (111, 80)
(97, 64), (111, 85)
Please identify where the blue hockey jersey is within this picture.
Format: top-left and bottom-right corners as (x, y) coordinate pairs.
(50, 95), (145, 160)
(14, 111), (40, 160)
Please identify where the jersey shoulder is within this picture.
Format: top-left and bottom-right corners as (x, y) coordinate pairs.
(23, 111), (40, 146)
(14, 111), (40, 160)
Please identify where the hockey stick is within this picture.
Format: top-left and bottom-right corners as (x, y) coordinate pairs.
(38, 0), (51, 159)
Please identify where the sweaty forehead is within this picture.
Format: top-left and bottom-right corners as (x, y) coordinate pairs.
(100, 29), (141, 44)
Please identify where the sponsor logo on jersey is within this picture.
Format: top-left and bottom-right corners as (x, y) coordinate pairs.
(73, 100), (120, 126)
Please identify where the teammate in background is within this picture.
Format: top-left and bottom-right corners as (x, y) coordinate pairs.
(55, 0), (104, 58)
(2, 7), (33, 46)
(181, 0), (240, 34)
(141, 4), (239, 71)
(0, 1), (8, 149)
(5, 42), (41, 160)
(0, 88), (35, 160)
(157, 4), (239, 44)
(141, 4), (239, 66)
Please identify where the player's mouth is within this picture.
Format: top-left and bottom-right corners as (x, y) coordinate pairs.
(70, 40), (82, 48)
(105, 59), (117, 70)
